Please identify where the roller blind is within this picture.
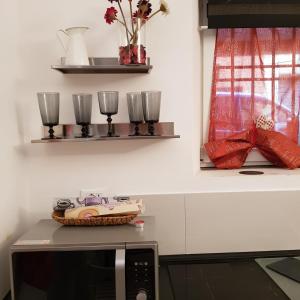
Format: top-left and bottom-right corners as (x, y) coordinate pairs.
(200, 0), (300, 28)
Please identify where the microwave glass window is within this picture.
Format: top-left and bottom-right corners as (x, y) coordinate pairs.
(12, 250), (116, 300)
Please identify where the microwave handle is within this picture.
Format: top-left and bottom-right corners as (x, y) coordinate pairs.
(115, 249), (126, 300)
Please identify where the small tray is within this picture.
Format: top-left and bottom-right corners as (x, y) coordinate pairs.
(52, 211), (138, 226)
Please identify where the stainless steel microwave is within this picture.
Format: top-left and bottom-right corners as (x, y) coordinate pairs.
(10, 218), (159, 300)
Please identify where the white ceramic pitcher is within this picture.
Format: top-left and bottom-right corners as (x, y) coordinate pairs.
(57, 27), (90, 66)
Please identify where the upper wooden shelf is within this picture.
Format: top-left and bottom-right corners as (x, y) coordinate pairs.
(51, 57), (153, 74)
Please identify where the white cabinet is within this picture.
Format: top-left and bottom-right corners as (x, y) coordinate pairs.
(185, 191), (300, 254)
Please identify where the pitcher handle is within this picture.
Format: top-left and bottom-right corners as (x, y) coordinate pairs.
(56, 29), (70, 52)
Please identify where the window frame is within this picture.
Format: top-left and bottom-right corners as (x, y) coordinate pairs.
(200, 29), (300, 168)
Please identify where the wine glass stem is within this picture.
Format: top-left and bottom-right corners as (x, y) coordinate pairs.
(134, 122), (140, 136)
(81, 125), (89, 138)
(49, 125), (55, 139)
(148, 121), (155, 136)
(107, 114), (113, 137)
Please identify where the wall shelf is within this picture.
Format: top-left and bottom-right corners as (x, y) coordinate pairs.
(31, 122), (180, 144)
(51, 57), (153, 74)
(31, 135), (180, 144)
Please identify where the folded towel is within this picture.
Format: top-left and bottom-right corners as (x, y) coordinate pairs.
(53, 196), (131, 212)
(64, 199), (144, 219)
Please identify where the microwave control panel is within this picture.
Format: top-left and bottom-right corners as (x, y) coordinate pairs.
(126, 248), (156, 300)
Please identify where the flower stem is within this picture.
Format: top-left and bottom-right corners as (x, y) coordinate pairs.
(129, 1), (135, 35)
(117, 0), (131, 48)
(147, 9), (161, 21)
(131, 8), (161, 43)
(116, 19), (133, 37)
(130, 4), (148, 44)
(116, 18), (125, 26)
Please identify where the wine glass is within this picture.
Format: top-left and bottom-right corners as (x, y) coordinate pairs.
(127, 92), (144, 136)
(142, 91), (161, 136)
(37, 92), (61, 139)
(97, 91), (120, 137)
(73, 93), (93, 138)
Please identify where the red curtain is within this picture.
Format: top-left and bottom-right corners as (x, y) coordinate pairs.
(208, 28), (300, 144)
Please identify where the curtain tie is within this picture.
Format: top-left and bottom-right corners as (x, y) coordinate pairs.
(204, 125), (300, 169)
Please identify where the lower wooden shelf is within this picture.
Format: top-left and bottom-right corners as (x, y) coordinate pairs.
(31, 135), (180, 144)
(31, 122), (180, 144)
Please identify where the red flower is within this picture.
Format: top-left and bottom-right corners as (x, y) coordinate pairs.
(134, 0), (152, 19)
(119, 45), (146, 65)
(104, 7), (118, 24)
(132, 12), (149, 23)
(132, 45), (146, 64)
(119, 47), (132, 65)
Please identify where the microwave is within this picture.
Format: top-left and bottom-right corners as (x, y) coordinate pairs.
(10, 218), (159, 300)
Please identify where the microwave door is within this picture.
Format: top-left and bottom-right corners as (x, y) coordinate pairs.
(115, 249), (126, 300)
(11, 247), (125, 300)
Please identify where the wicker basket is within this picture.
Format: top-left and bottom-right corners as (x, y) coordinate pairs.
(52, 211), (137, 226)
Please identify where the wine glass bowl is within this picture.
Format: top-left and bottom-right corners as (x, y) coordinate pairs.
(37, 92), (61, 139)
(73, 93), (93, 138)
(127, 92), (144, 136)
(142, 91), (161, 136)
(97, 91), (120, 137)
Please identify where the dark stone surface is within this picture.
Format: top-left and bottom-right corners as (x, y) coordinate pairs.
(159, 260), (290, 300)
(3, 292), (11, 300)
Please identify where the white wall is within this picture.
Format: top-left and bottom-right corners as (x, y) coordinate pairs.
(19, 0), (201, 219)
(18, 0), (300, 246)
(0, 1), (29, 297)
(17, 0), (300, 219)
(2, 0), (300, 295)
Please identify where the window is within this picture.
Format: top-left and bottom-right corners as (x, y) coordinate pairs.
(201, 28), (300, 168)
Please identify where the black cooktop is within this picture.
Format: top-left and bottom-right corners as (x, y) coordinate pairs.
(159, 254), (296, 300)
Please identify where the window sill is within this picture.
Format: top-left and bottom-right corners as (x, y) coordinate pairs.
(200, 167), (300, 177)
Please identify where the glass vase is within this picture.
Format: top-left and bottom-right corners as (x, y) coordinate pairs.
(119, 17), (147, 65)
